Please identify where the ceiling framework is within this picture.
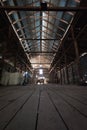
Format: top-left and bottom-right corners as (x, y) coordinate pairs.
(0, 11), (32, 73)
(50, 11), (87, 72)
(0, 0), (84, 70)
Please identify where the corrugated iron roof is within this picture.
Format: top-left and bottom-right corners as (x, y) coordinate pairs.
(0, 0), (80, 69)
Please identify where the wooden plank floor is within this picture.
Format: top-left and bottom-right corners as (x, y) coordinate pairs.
(0, 84), (87, 130)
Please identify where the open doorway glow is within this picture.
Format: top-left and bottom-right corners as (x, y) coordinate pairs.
(39, 69), (43, 75)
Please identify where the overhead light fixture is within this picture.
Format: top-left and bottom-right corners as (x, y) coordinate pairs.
(75, 0), (80, 3)
(40, 64), (42, 67)
(19, 38), (22, 41)
(0, 56), (2, 59)
(81, 52), (87, 57)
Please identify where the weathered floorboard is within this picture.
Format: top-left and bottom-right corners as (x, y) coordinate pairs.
(0, 84), (87, 130)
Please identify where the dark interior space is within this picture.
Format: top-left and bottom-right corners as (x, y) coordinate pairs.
(0, 0), (87, 130)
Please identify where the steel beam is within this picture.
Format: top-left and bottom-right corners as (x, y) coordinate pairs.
(22, 38), (60, 40)
(0, 6), (87, 11)
(27, 51), (56, 53)
(31, 63), (51, 64)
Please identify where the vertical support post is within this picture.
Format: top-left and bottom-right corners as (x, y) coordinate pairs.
(71, 63), (75, 84)
(63, 68), (65, 84)
(54, 69), (56, 83)
(14, 55), (17, 71)
(40, 11), (42, 52)
(71, 26), (80, 82)
(65, 54), (69, 84)
(54, 69), (58, 83)
(51, 71), (53, 83)
(59, 62), (62, 85)
(2, 42), (5, 74)
(53, 69), (55, 83)
(56, 69), (59, 84)
(1, 52), (4, 78)
(49, 71), (53, 83)
(62, 46), (69, 84)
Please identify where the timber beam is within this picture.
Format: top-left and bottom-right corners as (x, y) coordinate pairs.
(0, 6), (87, 11)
